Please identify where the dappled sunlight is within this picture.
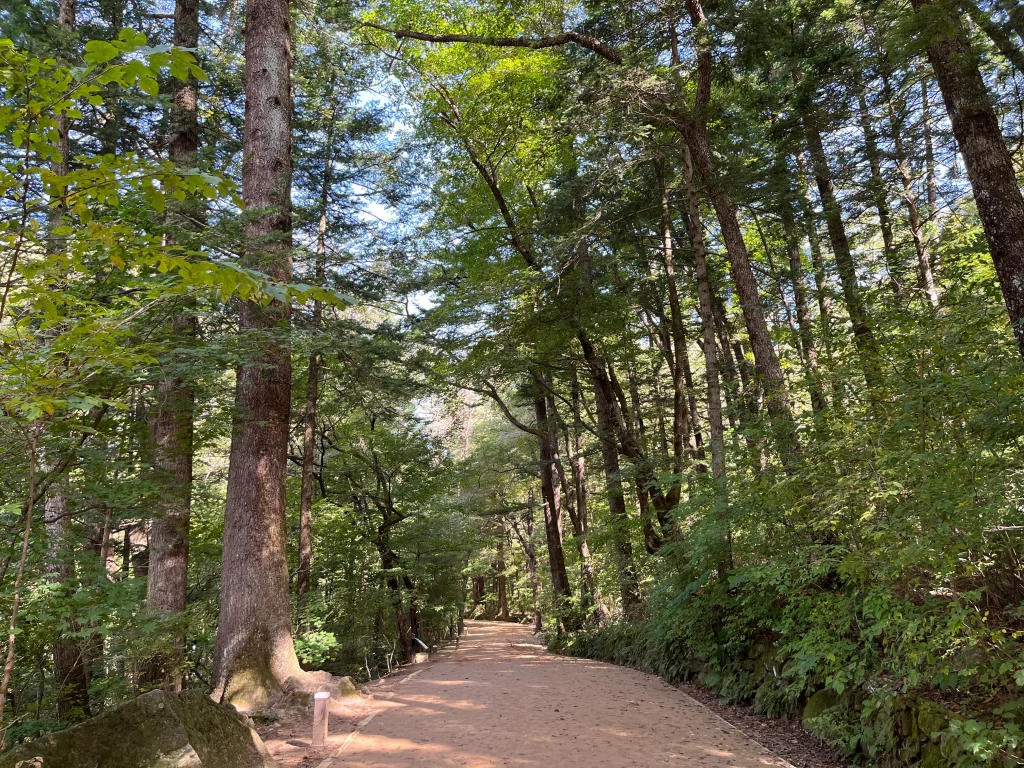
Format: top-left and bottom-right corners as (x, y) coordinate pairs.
(326, 620), (791, 768)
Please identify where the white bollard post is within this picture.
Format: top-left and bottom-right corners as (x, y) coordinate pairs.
(312, 691), (330, 747)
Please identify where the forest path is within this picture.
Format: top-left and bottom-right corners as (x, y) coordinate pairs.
(327, 620), (793, 768)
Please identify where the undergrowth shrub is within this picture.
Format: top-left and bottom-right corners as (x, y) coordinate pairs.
(551, 300), (1024, 768)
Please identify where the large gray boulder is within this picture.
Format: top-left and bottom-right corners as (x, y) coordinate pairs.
(0, 690), (278, 768)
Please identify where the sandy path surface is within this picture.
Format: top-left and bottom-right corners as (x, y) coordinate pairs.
(315, 620), (792, 768)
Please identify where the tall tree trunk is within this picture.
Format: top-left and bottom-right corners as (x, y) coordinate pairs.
(681, 125), (797, 441)
(676, 0), (797, 449)
(855, 77), (901, 291)
(879, 65), (940, 309)
(655, 161), (702, 464)
(801, 105), (880, 387)
(144, 0), (201, 693)
(794, 154), (834, 346)
(297, 353), (318, 604)
(586, 367), (643, 619)
(680, 146), (731, 572)
(45, 0), (92, 715)
(496, 532), (509, 621)
(211, 0), (303, 711)
(779, 188), (826, 413)
(298, 103), (335, 605)
(552, 388), (607, 626)
(533, 394), (572, 619)
(708, 295), (741, 429)
(516, 489), (542, 632)
(566, 381), (608, 626)
(921, 79), (939, 225)
(44, 489), (90, 721)
(913, 0), (1024, 358)
(145, 333), (195, 691)
(961, 0), (1024, 75)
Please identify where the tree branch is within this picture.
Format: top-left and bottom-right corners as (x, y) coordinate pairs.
(462, 381), (544, 437)
(362, 22), (623, 64)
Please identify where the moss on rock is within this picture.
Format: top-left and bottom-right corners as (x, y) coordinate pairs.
(920, 742), (946, 768)
(0, 690), (278, 768)
(802, 688), (840, 722)
(918, 705), (949, 741)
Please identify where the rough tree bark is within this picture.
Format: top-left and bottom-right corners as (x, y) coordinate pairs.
(533, 394), (572, 617)
(145, 0), (202, 692)
(210, 0), (305, 710)
(913, 0), (1024, 358)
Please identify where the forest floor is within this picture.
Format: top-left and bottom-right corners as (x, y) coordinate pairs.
(261, 620), (824, 768)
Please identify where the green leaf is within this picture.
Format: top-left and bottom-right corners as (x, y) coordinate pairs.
(83, 40), (120, 64)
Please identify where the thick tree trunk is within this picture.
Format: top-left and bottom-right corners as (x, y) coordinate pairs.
(913, 0), (1024, 356)
(533, 395), (572, 617)
(210, 0), (303, 711)
(145, 337), (195, 691)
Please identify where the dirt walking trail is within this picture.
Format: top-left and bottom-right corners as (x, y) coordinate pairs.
(314, 620), (793, 768)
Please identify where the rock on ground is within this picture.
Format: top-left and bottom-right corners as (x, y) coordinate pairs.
(0, 690), (278, 768)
